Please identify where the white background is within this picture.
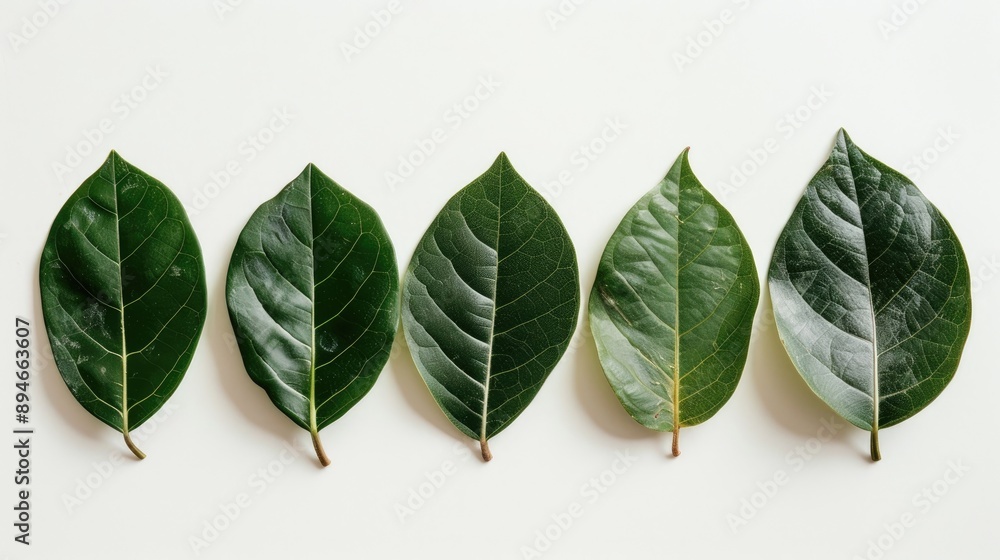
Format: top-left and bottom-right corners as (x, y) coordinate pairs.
(2, 1), (998, 559)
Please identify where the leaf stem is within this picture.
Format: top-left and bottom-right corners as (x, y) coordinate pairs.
(124, 429), (145, 460)
(870, 427), (881, 462)
(311, 429), (331, 467)
(672, 425), (681, 457)
(480, 438), (493, 462)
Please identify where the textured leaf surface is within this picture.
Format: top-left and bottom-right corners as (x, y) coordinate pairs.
(589, 149), (759, 455)
(768, 129), (972, 460)
(401, 153), (580, 460)
(39, 151), (207, 458)
(226, 164), (398, 465)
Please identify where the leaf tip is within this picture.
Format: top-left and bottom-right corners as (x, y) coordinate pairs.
(300, 162), (321, 181)
(836, 127), (851, 145)
(679, 146), (693, 166)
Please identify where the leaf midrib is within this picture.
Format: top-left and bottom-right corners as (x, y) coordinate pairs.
(840, 145), (880, 432)
(670, 176), (681, 433)
(480, 162), (504, 442)
(110, 154), (130, 433)
(306, 165), (319, 435)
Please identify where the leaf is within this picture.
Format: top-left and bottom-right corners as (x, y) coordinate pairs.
(39, 151), (207, 459)
(589, 149), (759, 456)
(768, 129), (972, 461)
(226, 164), (399, 466)
(401, 153), (580, 461)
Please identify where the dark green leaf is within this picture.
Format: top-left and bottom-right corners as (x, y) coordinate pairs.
(589, 149), (759, 456)
(226, 164), (399, 466)
(39, 151), (207, 459)
(401, 153), (580, 461)
(768, 129), (972, 461)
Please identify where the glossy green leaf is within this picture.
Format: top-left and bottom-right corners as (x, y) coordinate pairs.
(768, 129), (972, 461)
(39, 151), (207, 459)
(226, 164), (398, 466)
(401, 153), (580, 461)
(589, 149), (759, 456)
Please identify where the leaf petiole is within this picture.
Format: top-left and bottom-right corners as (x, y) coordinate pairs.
(870, 428), (881, 462)
(124, 430), (146, 460)
(311, 429), (331, 467)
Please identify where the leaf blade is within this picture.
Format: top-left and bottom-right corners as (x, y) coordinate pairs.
(589, 149), (759, 453)
(226, 164), (399, 465)
(39, 151), (207, 458)
(401, 153), (580, 458)
(768, 129), (972, 459)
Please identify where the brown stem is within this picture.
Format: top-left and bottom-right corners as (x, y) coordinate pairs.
(312, 429), (331, 467)
(480, 438), (493, 462)
(671, 425), (681, 457)
(870, 428), (881, 462)
(124, 430), (146, 460)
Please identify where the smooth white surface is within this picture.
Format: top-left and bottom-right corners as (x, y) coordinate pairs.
(2, 1), (998, 558)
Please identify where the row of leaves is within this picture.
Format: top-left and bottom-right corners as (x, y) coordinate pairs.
(39, 129), (972, 465)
